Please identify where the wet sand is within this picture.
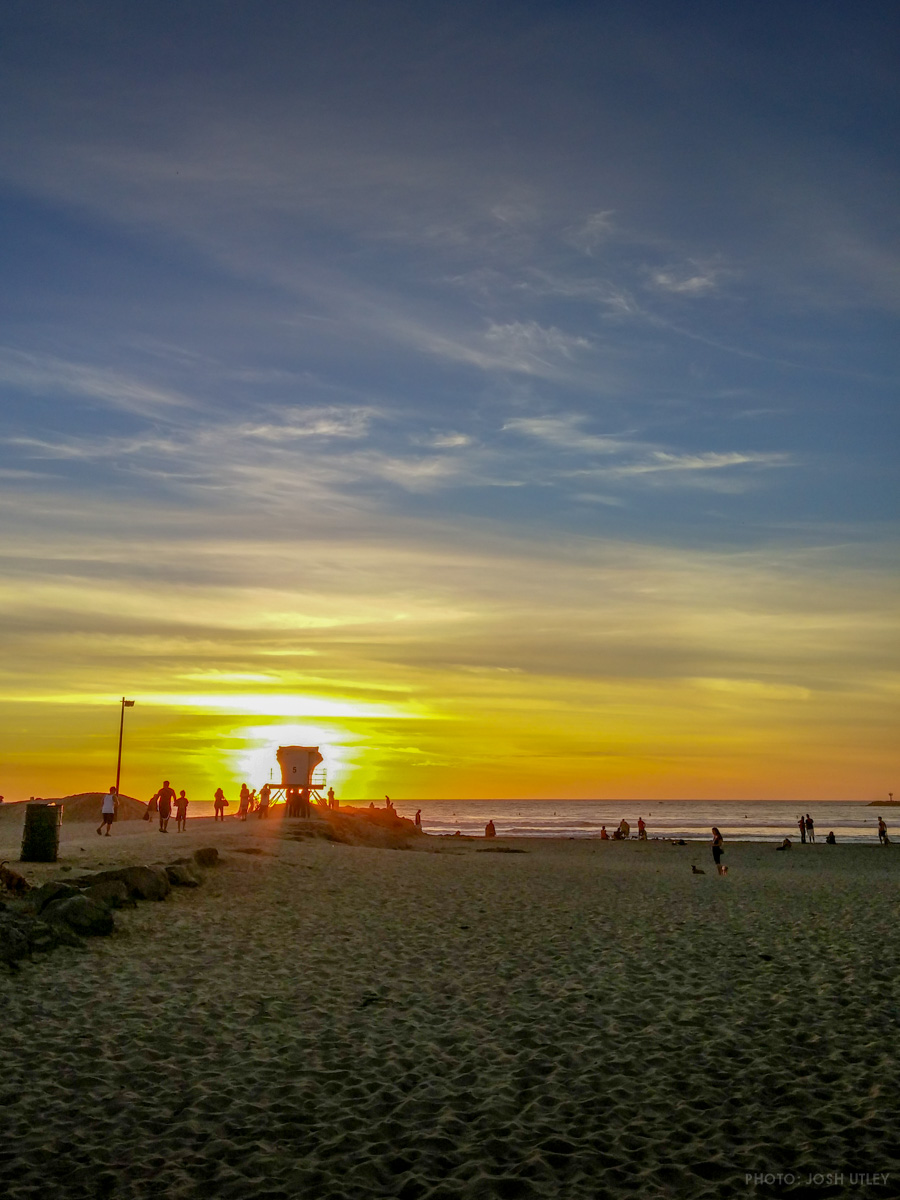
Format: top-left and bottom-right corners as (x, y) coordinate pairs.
(2, 810), (899, 1199)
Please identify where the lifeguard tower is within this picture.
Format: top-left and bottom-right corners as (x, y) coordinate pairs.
(266, 745), (326, 815)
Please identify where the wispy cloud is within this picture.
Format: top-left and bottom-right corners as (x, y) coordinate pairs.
(648, 267), (721, 296)
(0, 349), (196, 416)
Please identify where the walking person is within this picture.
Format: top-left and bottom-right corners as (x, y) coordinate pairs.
(175, 790), (189, 831)
(805, 813), (815, 843)
(156, 780), (175, 832)
(711, 827), (727, 876)
(96, 785), (118, 837)
(878, 816), (889, 844)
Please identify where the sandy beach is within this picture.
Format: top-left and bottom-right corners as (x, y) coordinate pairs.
(2, 806), (899, 1199)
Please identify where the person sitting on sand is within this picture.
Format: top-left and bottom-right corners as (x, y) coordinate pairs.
(600, 825), (608, 840)
(711, 827), (726, 875)
(157, 780), (176, 833)
(96, 785), (118, 836)
(776, 837), (791, 851)
(175, 790), (189, 831)
(214, 788), (228, 821)
(485, 820), (496, 838)
(825, 831), (836, 844)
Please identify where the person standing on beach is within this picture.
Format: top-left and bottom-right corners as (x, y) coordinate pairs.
(878, 816), (888, 844)
(156, 780), (175, 832)
(414, 809), (422, 828)
(638, 817), (647, 840)
(711, 827), (726, 875)
(805, 813), (815, 843)
(96, 785), (118, 836)
(175, 790), (189, 831)
(797, 816), (806, 844)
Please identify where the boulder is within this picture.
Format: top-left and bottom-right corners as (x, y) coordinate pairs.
(78, 865), (170, 901)
(24, 919), (61, 953)
(83, 879), (135, 909)
(0, 913), (31, 969)
(28, 881), (82, 914)
(193, 847), (219, 868)
(118, 865), (170, 900)
(164, 864), (200, 887)
(42, 895), (114, 937)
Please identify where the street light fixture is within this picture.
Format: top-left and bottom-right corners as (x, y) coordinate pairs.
(115, 697), (135, 796)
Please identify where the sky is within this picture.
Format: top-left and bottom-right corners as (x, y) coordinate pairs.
(0, 1), (897, 803)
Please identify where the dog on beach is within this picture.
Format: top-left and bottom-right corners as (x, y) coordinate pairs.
(0, 860), (31, 895)
(691, 865), (705, 874)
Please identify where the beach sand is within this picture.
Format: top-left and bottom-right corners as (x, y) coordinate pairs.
(1, 808), (899, 1199)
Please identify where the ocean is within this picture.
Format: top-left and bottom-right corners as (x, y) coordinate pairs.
(388, 799), (892, 844)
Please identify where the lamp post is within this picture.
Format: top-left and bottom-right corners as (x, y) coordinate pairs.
(115, 698), (135, 796)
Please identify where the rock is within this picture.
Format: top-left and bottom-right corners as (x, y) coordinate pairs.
(117, 865), (170, 900)
(0, 913), (31, 968)
(164, 864), (200, 887)
(24, 919), (61, 953)
(78, 865), (171, 901)
(42, 895), (114, 936)
(193, 847), (219, 868)
(83, 879), (135, 909)
(28, 881), (82, 914)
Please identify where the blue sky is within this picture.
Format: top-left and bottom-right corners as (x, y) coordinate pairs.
(0, 1), (897, 800)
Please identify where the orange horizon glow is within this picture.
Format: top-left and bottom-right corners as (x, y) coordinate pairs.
(1, 533), (896, 805)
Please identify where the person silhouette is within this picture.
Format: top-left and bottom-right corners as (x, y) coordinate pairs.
(175, 790), (189, 831)
(96, 785), (118, 836)
(156, 780), (176, 832)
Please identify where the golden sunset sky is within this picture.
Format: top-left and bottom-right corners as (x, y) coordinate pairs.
(1, 4), (897, 802)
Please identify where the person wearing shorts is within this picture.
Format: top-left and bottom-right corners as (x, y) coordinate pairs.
(97, 786), (118, 836)
(156, 780), (176, 832)
(175, 790), (189, 831)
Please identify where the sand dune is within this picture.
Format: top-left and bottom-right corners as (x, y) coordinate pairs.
(2, 819), (899, 1198)
(0, 793), (148, 827)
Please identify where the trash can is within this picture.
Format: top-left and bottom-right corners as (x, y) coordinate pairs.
(20, 802), (63, 862)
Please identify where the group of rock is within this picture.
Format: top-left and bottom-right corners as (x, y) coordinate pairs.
(0, 847), (220, 970)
